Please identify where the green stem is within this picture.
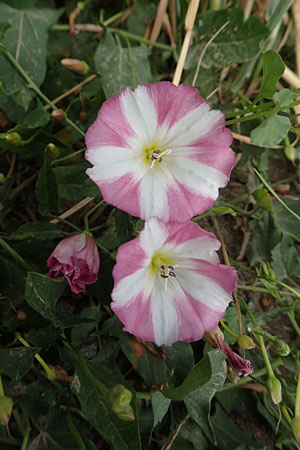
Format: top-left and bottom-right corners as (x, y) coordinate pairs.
(218, 358), (282, 392)
(0, 44), (85, 138)
(136, 391), (151, 400)
(288, 311), (300, 339)
(51, 148), (86, 165)
(20, 413), (31, 450)
(48, 215), (82, 233)
(237, 283), (299, 298)
(253, 168), (300, 224)
(15, 333), (55, 380)
(0, 374), (4, 397)
(224, 102), (273, 119)
(220, 319), (239, 339)
(0, 237), (34, 271)
(275, 279), (300, 301)
(84, 200), (104, 232)
(103, 11), (124, 26)
(226, 111), (268, 126)
(66, 395), (87, 450)
(295, 372), (300, 417)
(108, 28), (173, 51)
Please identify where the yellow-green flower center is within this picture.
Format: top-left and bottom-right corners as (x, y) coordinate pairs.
(150, 252), (174, 276)
(142, 142), (171, 168)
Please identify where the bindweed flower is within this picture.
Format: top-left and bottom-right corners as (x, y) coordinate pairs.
(111, 218), (237, 346)
(205, 326), (254, 377)
(85, 82), (235, 222)
(47, 234), (100, 294)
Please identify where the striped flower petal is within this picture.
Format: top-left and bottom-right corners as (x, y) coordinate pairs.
(85, 82), (235, 222)
(111, 218), (237, 346)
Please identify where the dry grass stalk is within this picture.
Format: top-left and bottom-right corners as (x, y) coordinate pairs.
(49, 197), (95, 223)
(163, 13), (176, 48)
(172, 0), (200, 86)
(149, 0), (169, 44)
(292, 0), (300, 78)
(168, 0), (176, 43)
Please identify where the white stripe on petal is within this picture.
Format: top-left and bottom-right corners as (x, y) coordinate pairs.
(151, 278), (179, 346)
(164, 106), (222, 147)
(140, 218), (169, 257)
(176, 269), (231, 312)
(86, 146), (143, 183)
(139, 169), (171, 221)
(162, 237), (220, 264)
(112, 267), (154, 306)
(120, 85), (158, 145)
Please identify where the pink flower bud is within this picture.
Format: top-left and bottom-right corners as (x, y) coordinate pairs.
(205, 327), (254, 377)
(47, 234), (100, 294)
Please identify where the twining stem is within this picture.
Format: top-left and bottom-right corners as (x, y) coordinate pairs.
(66, 395), (87, 450)
(20, 413), (31, 450)
(253, 167), (300, 224)
(15, 333), (55, 380)
(0, 238), (35, 272)
(296, 372), (300, 417)
(48, 215), (82, 233)
(220, 319), (239, 339)
(0, 44), (85, 138)
(0, 374), (4, 397)
(108, 28), (173, 51)
(84, 200), (104, 232)
(51, 148), (86, 165)
(239, 297), (275, 379)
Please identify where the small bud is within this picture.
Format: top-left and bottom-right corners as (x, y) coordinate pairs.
(79, 110), (87, 122)
(61, 58), (90, 75)
(237, 335), (256, 350)
(107, 385), (135, 421)
(285, 145), (296, 162)
(272, 339), (290, 357)
(16, 310), (27, 321)
(5, 132), (22, 146)
(0, 396), (13, 426)
(51, 109), (66, 122)
(77, 1), (85, 10)
(45, 143), (60, 159)
(0, 173), (6, 183)
(47, 367), (57, 381)
(292, 416), (300, 443)
(266, 376), (282, 404)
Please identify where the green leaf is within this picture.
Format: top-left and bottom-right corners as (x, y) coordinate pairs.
(163, 350), (223, 401)
(36, 158), (59, 216)
(183, 350), (227, 444)
(151, 391), (171, 430)
(251, 114), (291, 146)
(23, 100), (50, 128)
(10, 222), (64, 240)
(252, 188), (274, 213)
(273, 89), (296, 107)
(258, 51), (285, 100)
(94, 40), (152, 98)
(271, 235), (300, 280)
(164, 342), (194, 385)
(71, 362), (141, 450)
(185, 8), (269, 69)
(0, 347), (40, 381)
(211, 404), (262, 449)
(273, 198), (300, 242)
(250, 211), (281, 266)
(53, 163), (101, 203)
(0, 4), (63, 110)
(25, 272), (66, 321)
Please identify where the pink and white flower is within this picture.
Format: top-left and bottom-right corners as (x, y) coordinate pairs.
(47, 234), (100, 294)
(85, 82), (235, 222)
(111, 218), (237, 346)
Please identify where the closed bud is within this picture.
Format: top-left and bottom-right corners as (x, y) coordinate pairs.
(16, 310), (27, 320)
(107, 384), (135, 421)
(61, 58), (90, 75)
(292, 416), (300, 443)
(0, 173), (6, 183)
(237, 335), (255, 350)
(266, 376), (282, 404)
(272, 339), (290, 357)
(0, 396), (13, 426)
(51, 109), (66, 122)
(5, 132), (22, 146)
(45, 143), (60, 159)
(47, 367), (57, 381)
(285, 145), (296, 162)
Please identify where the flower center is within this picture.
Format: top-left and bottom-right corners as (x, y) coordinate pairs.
(150, 253), (178, 290)
(143, 143), (172, 169)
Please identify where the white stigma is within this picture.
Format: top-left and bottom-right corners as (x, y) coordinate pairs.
(160, 264), (179, 291)
(150, 149), (172, 169)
